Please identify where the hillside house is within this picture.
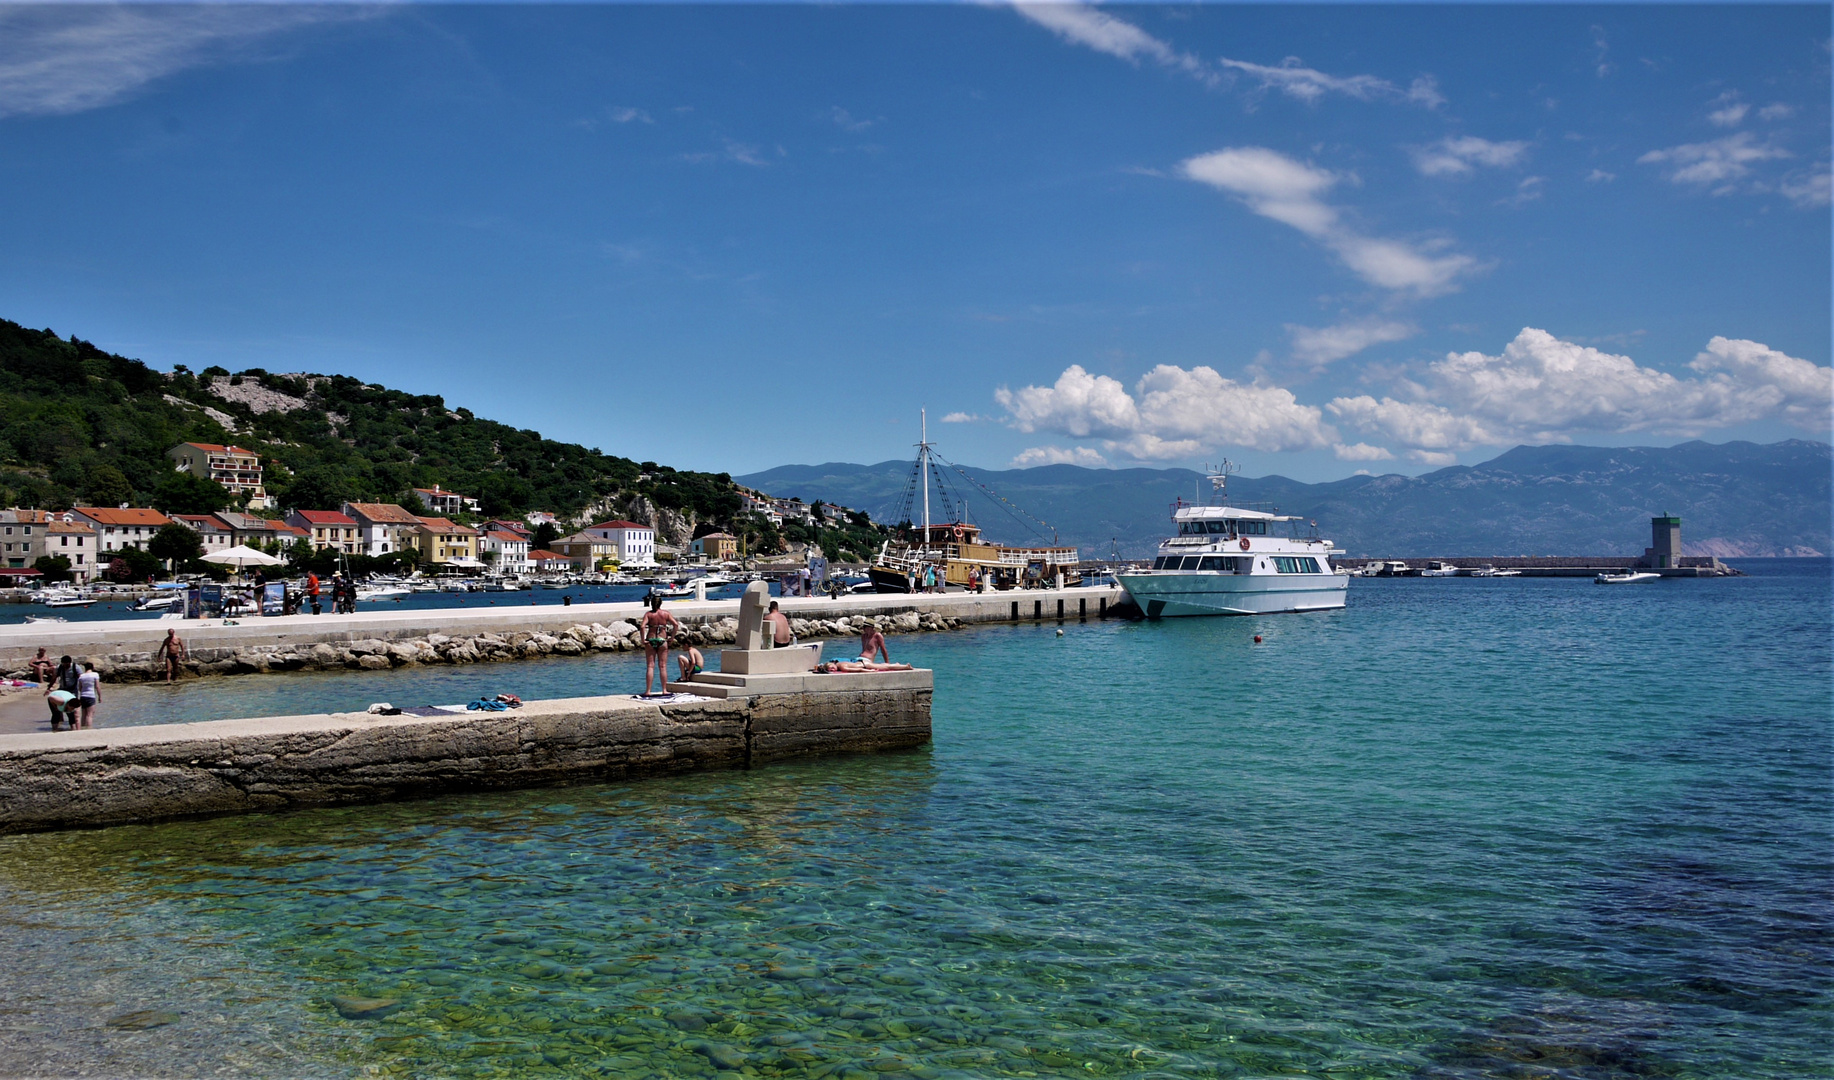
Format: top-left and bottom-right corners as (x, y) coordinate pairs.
(166, 442), (273, 509)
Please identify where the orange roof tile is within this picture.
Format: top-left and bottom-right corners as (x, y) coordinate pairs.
(73, 507), (173, 527)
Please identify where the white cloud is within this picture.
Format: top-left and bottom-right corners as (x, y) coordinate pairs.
(1218, 57), (1441, 108)
(609, 107), (653, 125)
(1758, 103), (1794, 122)
(1408, 450), (1459, 466)
(940, 412), (987, 423)
(1332, 442), (1394, 461)
(1288, 319), (1416, 367)
(682, 138), (770, 167)
(1498, 176), (1546, 207)
(0, 5), (367, 118)
(1638, 131), (1790, 188)
(1411, 135), (1531, 177)
(1010, 3), (1206, 80)
(1586, 168), (1616, 183)
(995, 362), (1334, 460)
(1781, 165), (1832, 209)
(1328, 327), (1833, 453)
(1181, 146), (1477, 296)
(1010, 445), (1109, 468)
(1707, 92), (1750, 128)
(830, 107), (874, 133)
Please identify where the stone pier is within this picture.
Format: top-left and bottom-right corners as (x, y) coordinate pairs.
(0, 678), (931, 834)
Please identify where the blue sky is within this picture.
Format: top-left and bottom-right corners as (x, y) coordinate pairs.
(1, 3), (1828, 482)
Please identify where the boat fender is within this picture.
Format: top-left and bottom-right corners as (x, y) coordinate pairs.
(1239, 538), (1251, 551)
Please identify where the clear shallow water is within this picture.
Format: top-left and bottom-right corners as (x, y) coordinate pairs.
(0, 562), (1827, 1078)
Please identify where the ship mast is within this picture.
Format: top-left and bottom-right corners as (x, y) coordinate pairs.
(918, 408), (931, 555)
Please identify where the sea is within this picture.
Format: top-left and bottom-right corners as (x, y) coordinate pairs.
(0, 560), (1827, 1078)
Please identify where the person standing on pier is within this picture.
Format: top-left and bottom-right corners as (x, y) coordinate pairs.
(306, 571), (321, 615)
(155, 628), (187, 684)
(640, 594), (681, 696)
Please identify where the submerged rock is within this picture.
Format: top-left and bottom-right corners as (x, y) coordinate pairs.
(329, 995), (404, 1020)
(104, 1009), (180, 1030)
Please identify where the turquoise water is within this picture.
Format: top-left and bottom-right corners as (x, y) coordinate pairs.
(0, 562), (1827, 1078)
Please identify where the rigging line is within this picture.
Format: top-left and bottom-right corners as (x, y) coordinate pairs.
(933, 453), (1053, 543)
(927, 458), (963, 524)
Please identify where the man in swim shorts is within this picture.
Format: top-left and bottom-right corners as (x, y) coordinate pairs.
(765, 601), (794, 647)
(858, 621), (890, 664)
(640, 594), (681, 696)
(155, 628), (187, 684)
(677, 644), (704, 684)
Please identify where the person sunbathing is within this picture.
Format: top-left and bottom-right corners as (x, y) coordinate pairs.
(816, 659), (914, 673)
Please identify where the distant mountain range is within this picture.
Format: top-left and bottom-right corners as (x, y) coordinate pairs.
(739, 440), (1832, 559)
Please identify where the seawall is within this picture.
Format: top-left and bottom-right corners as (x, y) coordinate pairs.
(0, 677), (932, 834)
(0, 586), (1123, 682)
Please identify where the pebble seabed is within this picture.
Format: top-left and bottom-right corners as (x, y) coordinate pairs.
(4, 610), (965, 685)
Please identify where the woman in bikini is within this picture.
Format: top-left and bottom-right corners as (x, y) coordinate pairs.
(640, 594), (681, 696)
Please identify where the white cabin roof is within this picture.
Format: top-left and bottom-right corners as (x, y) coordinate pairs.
(1173, 505), (1288, 522)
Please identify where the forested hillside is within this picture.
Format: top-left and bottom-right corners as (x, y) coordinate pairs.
(0, 319), (893, 562)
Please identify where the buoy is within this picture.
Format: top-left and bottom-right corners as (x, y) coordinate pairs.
(1253, 635), (1262, 643)
(1056, 628), (1064, 637)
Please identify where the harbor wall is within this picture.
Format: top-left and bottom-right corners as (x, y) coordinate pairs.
(1340, 556), (1735, 577)
(0, 586), (1125, 682)
(0, 680), (932, 834)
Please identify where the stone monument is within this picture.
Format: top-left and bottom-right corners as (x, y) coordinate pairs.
(719, 581), (822, 675)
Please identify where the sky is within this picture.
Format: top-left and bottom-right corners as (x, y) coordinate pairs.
(0, 2), (1828, 482)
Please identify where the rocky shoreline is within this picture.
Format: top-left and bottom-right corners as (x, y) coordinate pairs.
(3, 610), (967, 684)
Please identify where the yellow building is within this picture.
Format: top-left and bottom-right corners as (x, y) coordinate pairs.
(690, 532), (738, 562)
(410, 517), (480, 569)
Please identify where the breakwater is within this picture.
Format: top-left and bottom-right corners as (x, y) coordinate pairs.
(0, 678), (931, 834)
(0, 586), (1122, 683)
(1341, 555), (1737, 577)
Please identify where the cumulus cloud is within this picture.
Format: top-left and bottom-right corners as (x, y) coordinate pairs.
(1181, 146), (1477, 296)
(1706, 92), (1750, 128)
(940, 412), (987, 423)
(1586, 168), (1616, 183)
(1411, 135), (1531, 177)
(1218, 57), (1442, 108)
(0, 4), (367, 118)
(995, 362), (1334, 460)
(1010, 3), (1207, 80)
(1010, 445), (1109, 468)
(1781, 165), (1832, 209)
(1758, 103), (1794, 121)
(1638, 131), (1790, 189)
(1288, 318), (1416, 367)
(1332, 442), (1394, 461)
(608, 106), (653, 124)
(1328, 327), (1833, 453)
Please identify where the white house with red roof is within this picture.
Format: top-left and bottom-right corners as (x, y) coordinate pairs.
(584, 519), (656, 567)
(166, 442), (273, 509)
(69, 507), (175, 553)
(170, 513), (237, 553)
(478, 529), (532, 574)
(412, 485), (479, 516)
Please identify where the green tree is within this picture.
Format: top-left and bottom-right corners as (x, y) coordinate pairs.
(152, 473), (231, 515)
(149, 523), (204, 570)
(31, 554), (72, 583)
(105, 546), (162, 583)
(284, 537), (315, 571)
(530, 522), (560, 551)
(84, 464), (135, 507)
(280, 466), (356, 513)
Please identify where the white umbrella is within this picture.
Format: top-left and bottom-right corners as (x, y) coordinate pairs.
(200, 544), (287, 569)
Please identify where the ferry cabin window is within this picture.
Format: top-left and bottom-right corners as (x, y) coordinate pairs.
(1236, 520), (1269, 535)
(1272, 556), (1323, 574)
(1198, 556), (1227, 571)
(1153, 556), (1175, 569)
(1177, 556), (1200, 570)
(1206, 521), (1228, 534)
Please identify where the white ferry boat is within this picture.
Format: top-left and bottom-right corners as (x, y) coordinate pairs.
(1117, 464), (1348, 617)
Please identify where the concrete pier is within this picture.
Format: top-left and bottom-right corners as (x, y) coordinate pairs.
(0, 585), (1123, 679)
(0, 677), (932, 834)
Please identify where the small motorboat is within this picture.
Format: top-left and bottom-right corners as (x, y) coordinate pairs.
(1595, 571), (1660, 585)
(355, 586), (410, 601)
(1470, 566), (1522, 578)
(42, 595), (96, 608)
(130, 594), (183, 612)
(22, 614), (67, 624)
(1420, 561), (1461, 577)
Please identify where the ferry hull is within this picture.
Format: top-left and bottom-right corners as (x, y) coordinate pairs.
(1117, 572), (1348, 617)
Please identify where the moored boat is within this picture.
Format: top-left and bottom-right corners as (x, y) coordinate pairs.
(1117, 464), (1348, 618)
(1595, 571), (1660, 584)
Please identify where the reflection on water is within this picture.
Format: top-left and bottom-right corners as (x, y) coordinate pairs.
(0, 564), (1827, 1078)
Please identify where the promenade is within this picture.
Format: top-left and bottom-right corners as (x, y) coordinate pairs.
(0, 585), (1126, 678)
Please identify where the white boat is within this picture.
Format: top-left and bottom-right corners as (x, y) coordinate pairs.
(42, 595), (96, 608)
(1117, 463), (1348, 618)
(355, 585), (410, 601)
(1595, 571), (1660, 585)
(130, 594), (183, 612)
(1420, 561), (1461, 577)
(1470, 566), (1521, 578)
(22, 614), (67, 624)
